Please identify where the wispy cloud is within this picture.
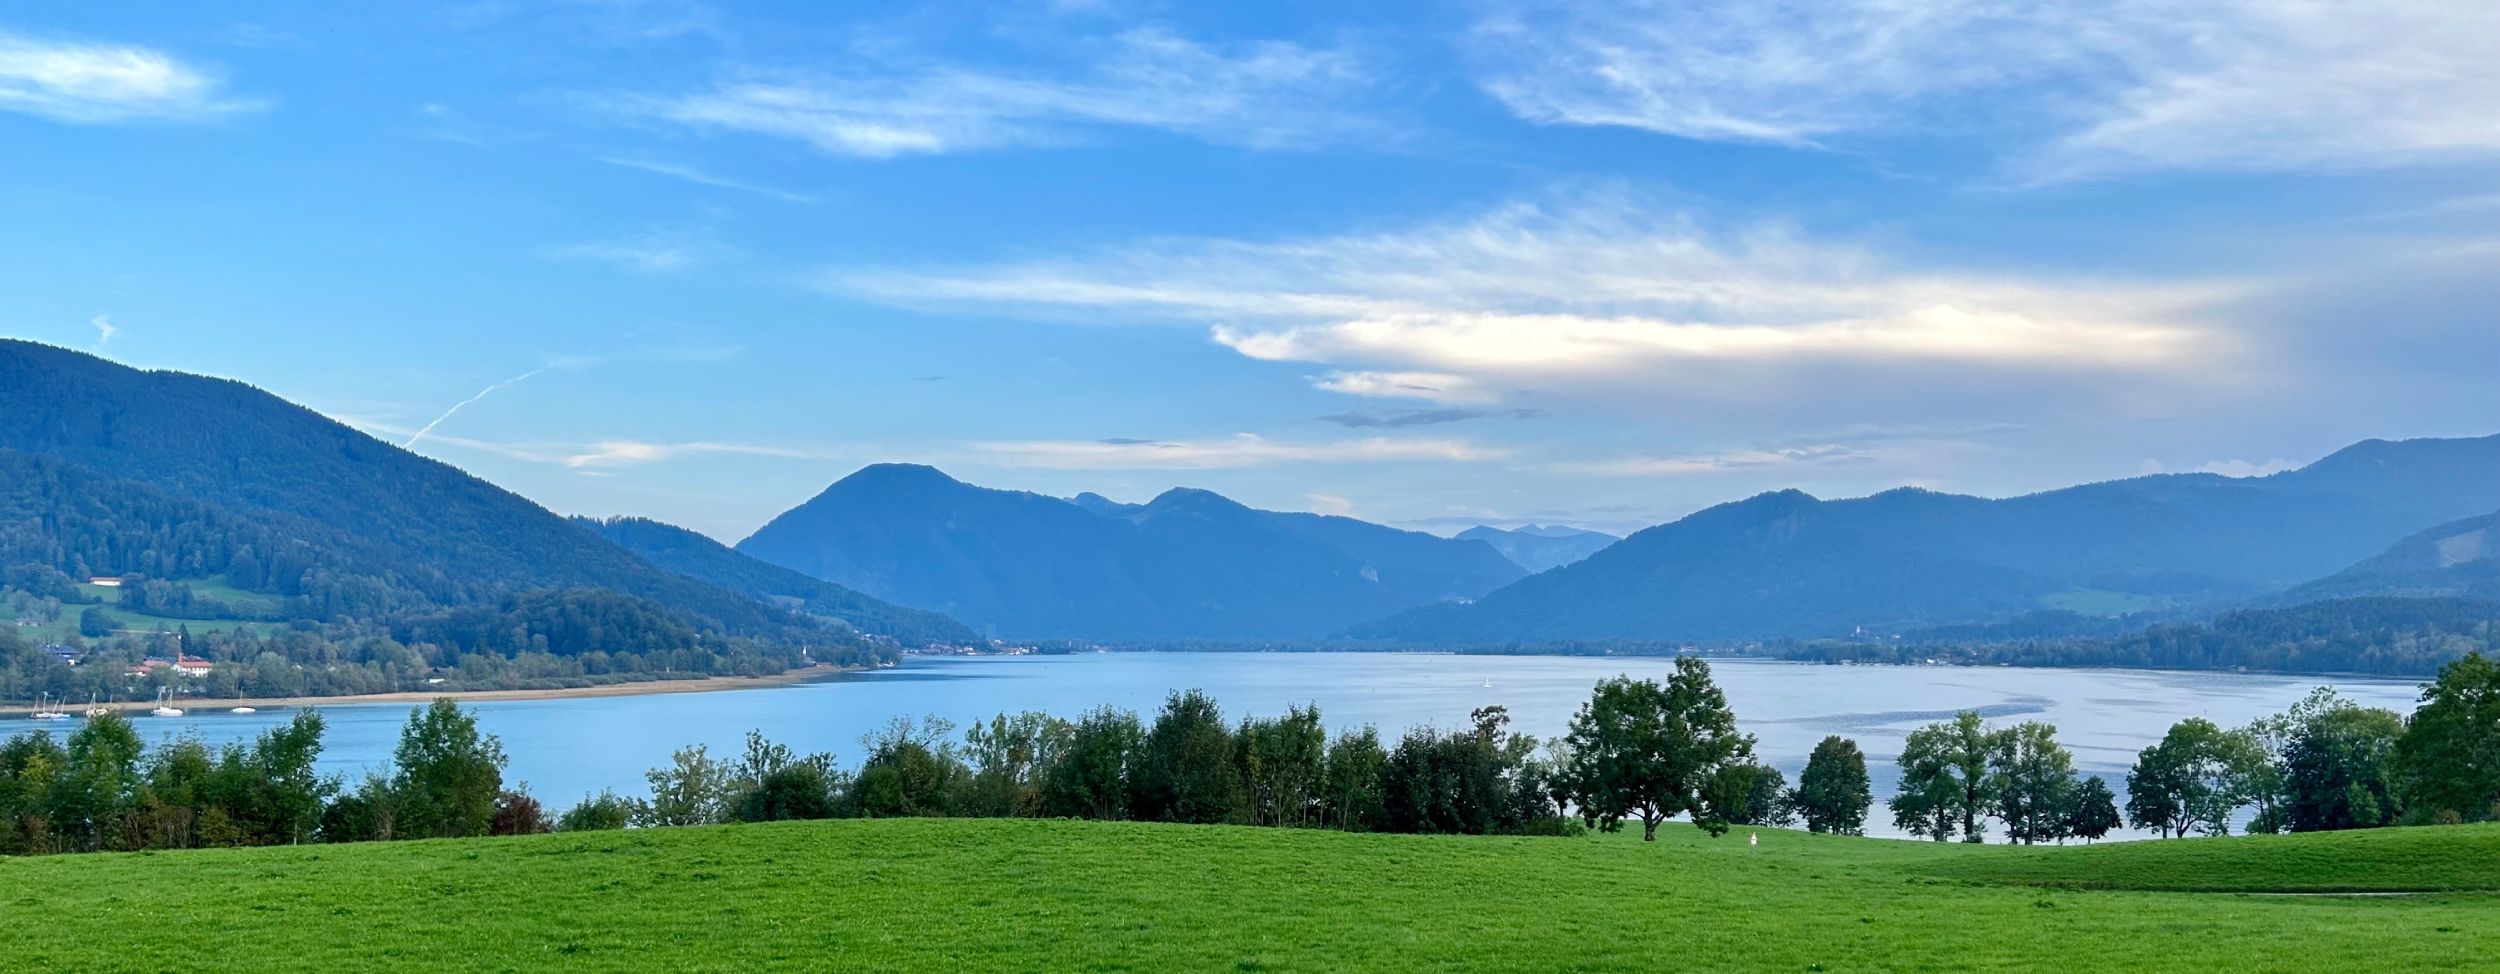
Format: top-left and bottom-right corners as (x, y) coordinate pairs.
(88, 314), (117, 349)
(971, 433), (1504, 470)
(402, 366), (556, 448)
(1318, 407), (1543, 429)
(597, 156), (823, 204)
(354, 417), (837, 471)
(542, 227), (725, 274)
(0, 30), (255, 123)
(1468, 0), (2500, 179)
(1557, 445), (1880, 478)
(823, 193), (2236, 404)
(1561, 423), (2026, 478)
(615, 27), (1376, 158)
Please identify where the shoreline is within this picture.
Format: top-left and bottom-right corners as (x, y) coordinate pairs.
(4, 664), (857, 718)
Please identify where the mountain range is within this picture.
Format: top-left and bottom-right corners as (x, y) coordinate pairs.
(1347, 435), (2500, 643)
(734, 465), (1525, 640)
(8, 338), (2496, 658)
(0, 341), (952, 656)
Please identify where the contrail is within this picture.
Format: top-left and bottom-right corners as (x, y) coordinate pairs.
(401, 366), (553, 448)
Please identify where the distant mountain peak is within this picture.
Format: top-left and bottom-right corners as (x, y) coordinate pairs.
(1068, 491), (1135, 515)
(837, 463), (962, 488)
(1142, 486), (1249, 513)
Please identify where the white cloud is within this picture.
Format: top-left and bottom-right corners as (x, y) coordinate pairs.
(88, 314), (117, 348)
(1305, 492), (1357, 516)
(621, 28), (1375, 158)
(824, 195), (2236, 403)
(971, 433), (1503, 470)
(542, 228), (723, 273)
(1468, 0), (2500, 178)
(2194, 457), (2300, 478)
(561, 440), (822, 468)
(0, 31), (251, 123)
(1307, 370), (1497, 405)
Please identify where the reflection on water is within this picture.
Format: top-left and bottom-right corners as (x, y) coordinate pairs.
(76, 653), (2421, 841)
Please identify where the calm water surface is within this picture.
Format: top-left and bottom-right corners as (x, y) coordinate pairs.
(81, 653), (2422, 840)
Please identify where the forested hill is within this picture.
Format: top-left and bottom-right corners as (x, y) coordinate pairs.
(2283, 510), (2500, 604)
(1347, 434), (2500, 644)
(1786, 596), (2500, 677)
(0, 340), (891, 691)
(575, 516), (978, 646)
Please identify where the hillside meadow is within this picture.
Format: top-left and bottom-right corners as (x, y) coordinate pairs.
(3, 819), (2494, 972)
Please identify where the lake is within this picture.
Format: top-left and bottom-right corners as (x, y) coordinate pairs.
(93, 653), (2423, 840)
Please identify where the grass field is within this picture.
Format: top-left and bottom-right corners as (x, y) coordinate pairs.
(3, 820), (2494, 973)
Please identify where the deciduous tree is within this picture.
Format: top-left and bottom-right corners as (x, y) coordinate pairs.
(1789, 736), (1872, 835)
(1561, 658), (1753, 841)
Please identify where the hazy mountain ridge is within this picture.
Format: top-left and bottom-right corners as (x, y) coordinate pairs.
(1455, 524), (1619, 573)
(1348, 434), (2500, 643)
(735, 465), (1525, 640)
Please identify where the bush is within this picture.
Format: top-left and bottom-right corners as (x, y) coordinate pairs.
(490, 790), (547, 836)
(556, 791), (637, 832)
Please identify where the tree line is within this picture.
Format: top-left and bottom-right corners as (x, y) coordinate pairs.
(1885, 653), (2500, 841)
(5, 654), (2496, 857)
(1788, 598), (2500, 678)
(0, 591), (884, 709)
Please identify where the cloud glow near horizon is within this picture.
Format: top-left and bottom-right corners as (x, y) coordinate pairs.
(1, 2), (2494, 541)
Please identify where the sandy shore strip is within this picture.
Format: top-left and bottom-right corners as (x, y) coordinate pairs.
(5, 664), (858, 718)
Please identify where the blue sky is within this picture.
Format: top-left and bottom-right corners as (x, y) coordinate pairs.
(3, 1), (2497, 541)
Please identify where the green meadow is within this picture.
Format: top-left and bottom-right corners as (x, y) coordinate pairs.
(3, 819), (2493, 973)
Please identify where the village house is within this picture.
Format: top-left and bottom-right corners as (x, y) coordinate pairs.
(129, 655), (214, 678)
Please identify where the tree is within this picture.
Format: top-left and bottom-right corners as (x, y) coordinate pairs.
(1131, 690), (1242, 825)
(490, 789), (547, 835)
(556, 791), (635, 832)
(1721, 763), (1794, 828)
(1789, 736), (1872, 835)
(2067, 775), (2122, 842)
(1379, 708), (1532, 835)
(78, 606), (112, 639)
(1993, 721), (2077, 845)
(727, 732), (840, 822)
(2393, 652), (2500, 823)
(1235, 705), (1326, 828)
(639, 744), (732, 827)
(1041, 706), (1141, 820)
(388, 699), (506, 838)
(1318, 726), (1388, 831)
(239, 710), (332, 844)
(57, 712), (145, 850)
(2126, 718), (2266, 838)
(1561, 658), (1754, 841)
(851, 716), (966, 818)
(962, 712), (1068, 819)
(2279, 692), (2405, 831)
(1890, 711), (2006, 843)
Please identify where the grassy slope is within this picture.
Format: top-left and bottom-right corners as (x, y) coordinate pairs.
(3, 820), (2495, 973)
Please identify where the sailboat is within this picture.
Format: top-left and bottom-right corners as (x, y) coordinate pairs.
(1481, 676), (1493, 689)
(84, 692), (111, 719)
(151, 686), (185, 718)
(30, 692), (71, 721)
